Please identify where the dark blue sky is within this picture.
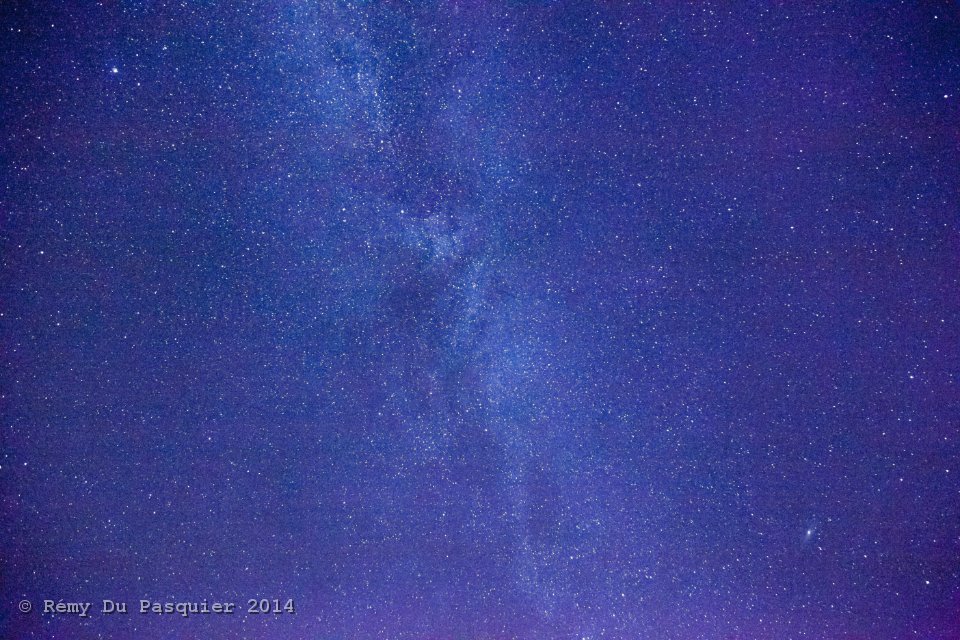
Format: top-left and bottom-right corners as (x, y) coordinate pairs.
(2, 2), (959, 638)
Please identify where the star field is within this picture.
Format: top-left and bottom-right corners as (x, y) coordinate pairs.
(2, 2), (959, 638)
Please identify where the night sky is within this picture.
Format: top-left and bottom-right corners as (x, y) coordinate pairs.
(2, 2), (959, 638)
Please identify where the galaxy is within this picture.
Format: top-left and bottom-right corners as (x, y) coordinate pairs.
(2, 2), (959, 638)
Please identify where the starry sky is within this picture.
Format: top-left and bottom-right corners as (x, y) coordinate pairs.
(2, 2), (959, 639)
